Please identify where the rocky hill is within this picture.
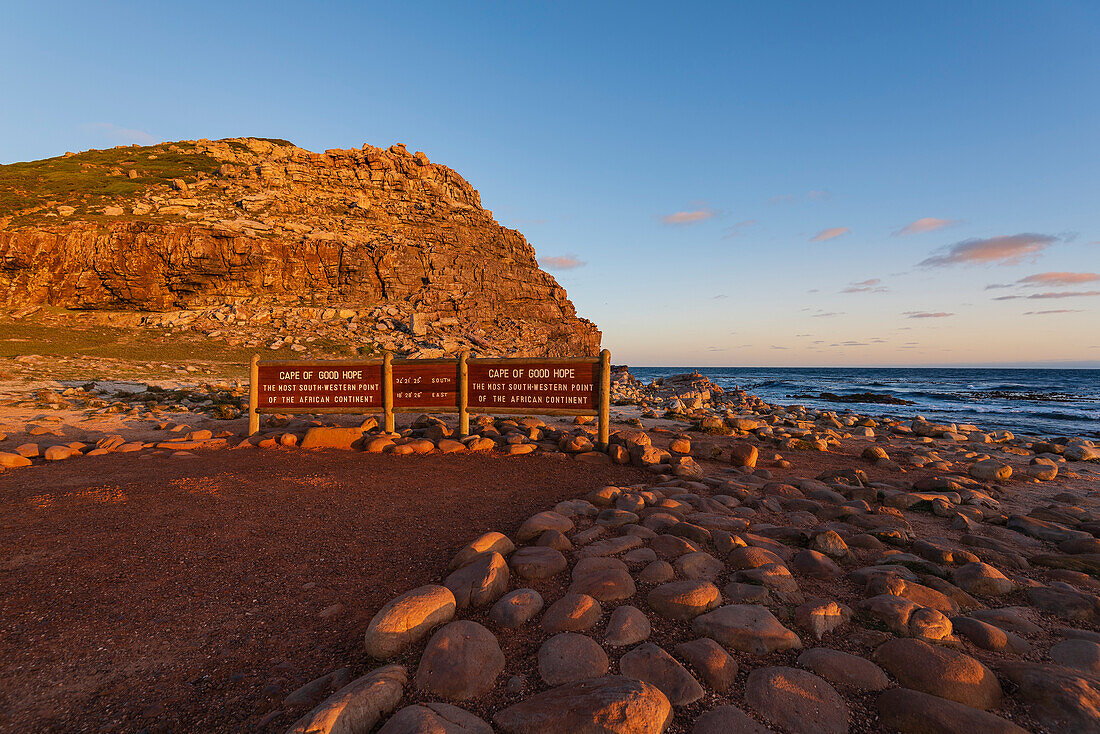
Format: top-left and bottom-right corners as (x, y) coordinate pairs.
(0, 138), (600, 358)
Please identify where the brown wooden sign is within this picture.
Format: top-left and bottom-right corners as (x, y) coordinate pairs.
(249, 350), (611, 448)
(255, 361), (382, 412)
(392, 360), (459, 410)
(468, 360), (599, 412)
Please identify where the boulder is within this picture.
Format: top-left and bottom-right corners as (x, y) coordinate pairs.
(444, 551), (509, 608)
(647, 580), (721, 620)
(300, 426), (365, 450)
(414, 621), (505, 700)
(874, 638), (1001, 710)
(692, 604), (802, 654)
(605, 605), (652, 647)
(875, 688), (1029, 734)
(489, 589), (543, 628)
(287, 664), (406, 734)
(364, 585), (456, 659)
(538, 633), (609, 685)
(377, 702), (492, 734)
(744, 666), (848, 734)
(492, 676), (673, 734)
(619, 643), (704, 706)
(673, 638), (737, 693)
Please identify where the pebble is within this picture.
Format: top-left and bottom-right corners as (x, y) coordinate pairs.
(568, 557), (636, 602)
(509, 546), (568, 579)
(796, 648), (889, 691)
(692, 705), (773, 734)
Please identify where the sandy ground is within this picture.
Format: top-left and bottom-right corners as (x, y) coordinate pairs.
(0, 449), (644, 733)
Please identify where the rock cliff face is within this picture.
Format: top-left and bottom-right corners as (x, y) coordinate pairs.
(0, 138), (600, 357)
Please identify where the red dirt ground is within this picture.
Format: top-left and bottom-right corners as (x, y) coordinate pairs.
(0, 449), (644, 733)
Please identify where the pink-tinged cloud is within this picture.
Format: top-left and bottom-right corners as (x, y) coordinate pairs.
(894, 217), (959, 236)
(919, 233), (1057, 267)
(996, 289), (1100, 300)
(812, 227), (850, 242)
(904, 311), (954, 318)
(661, 208), (716, 225)
(538, 255), (585, 270)
(1023, 309), (1083, 315)
(1018, 272), (1100, 286)
(841, 278), (887, 293)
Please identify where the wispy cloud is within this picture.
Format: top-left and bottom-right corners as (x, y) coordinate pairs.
(904, 311), (954, 318)
(723, 219), (756, 239)
(994, 290), (1100, 301)
(811, 311), (845, 318)
(1023, 309), (1084, 315)
(812, 227), (850, 242)
(539, 254), (585, 270)
(841, 278), (887, 294)
(661, 207), (717, 225)
(770, 345), (790, 350)
(919, 233), (1057, 267)
(85, 122), (157, 145)
(712, 294), (728, 299)
(807, 190), (831, 201)
(1018, 272), (1100, 286)
(894, 217), (959, 236)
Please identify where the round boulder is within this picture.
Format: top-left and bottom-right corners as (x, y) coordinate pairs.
(364, 585), (457, 659)
(745, 666), (848, 734)
(415, 621), (505, 701)
(538, 633), (609, 685)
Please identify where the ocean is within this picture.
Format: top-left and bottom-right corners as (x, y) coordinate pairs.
(629, 367), (1100, 439)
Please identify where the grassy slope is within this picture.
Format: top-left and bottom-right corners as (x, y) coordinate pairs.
(0, 138), (292, 225)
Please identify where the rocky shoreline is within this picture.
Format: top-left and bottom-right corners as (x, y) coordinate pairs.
(1, 368), (1099, 732)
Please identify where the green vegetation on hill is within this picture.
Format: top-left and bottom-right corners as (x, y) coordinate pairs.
(0, 141), (223, 220)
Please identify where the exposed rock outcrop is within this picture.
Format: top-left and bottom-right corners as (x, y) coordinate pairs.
(0, 138), (599, 357)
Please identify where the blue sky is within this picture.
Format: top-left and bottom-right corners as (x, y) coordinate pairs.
(3, 1), (1099, 366)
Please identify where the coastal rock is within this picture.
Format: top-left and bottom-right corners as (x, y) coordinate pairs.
(377, 703), (492, 734)
(492, 676), (673, 734)
(692, 604), (802, 654)
(875, 688), (1029, 734)
(414, 621), (505, 700)
(538, 633), (609, 685)
(364, 585), (456, 659)
(287, 664), (406, 734)
(744, 666), (849, 734)
(874, 638), (1001, 709)
(619, 643), (704, 706)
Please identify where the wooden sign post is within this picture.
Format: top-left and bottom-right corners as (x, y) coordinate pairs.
(248, 349), (612, 450)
